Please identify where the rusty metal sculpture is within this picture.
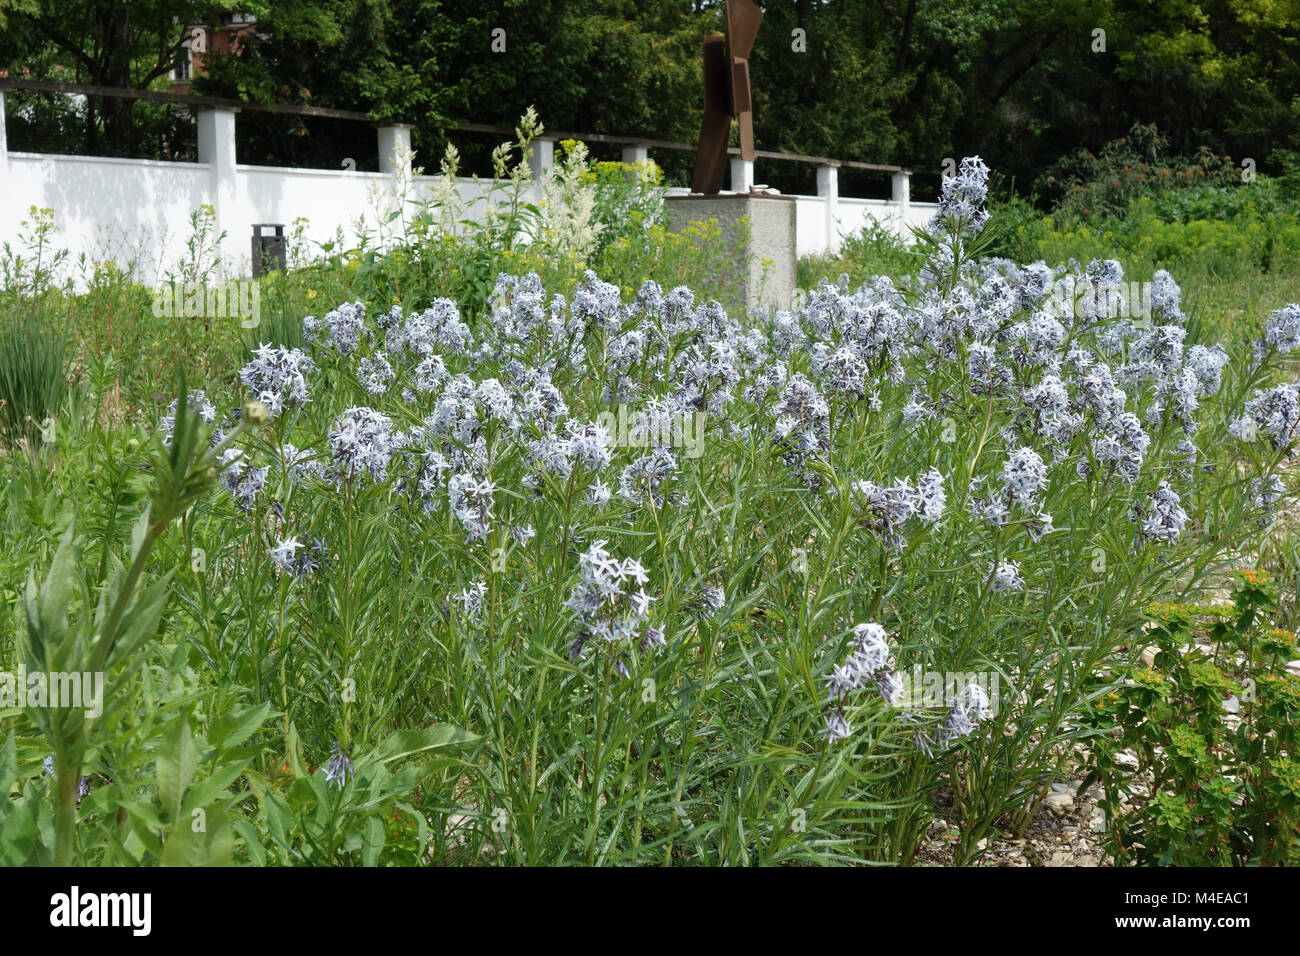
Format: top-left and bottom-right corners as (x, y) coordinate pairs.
(690, 0), (763, 194)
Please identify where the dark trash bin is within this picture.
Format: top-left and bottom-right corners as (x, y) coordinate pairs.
(251, 223), (286, 277)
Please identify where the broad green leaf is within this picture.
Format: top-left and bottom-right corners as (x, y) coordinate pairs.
(210, 702), (273, 751)
(161, 812), (234, 867)
(232, 818), (267, 866)
(159, 820), (202, 867)
(0, 792), (38, 866)
(284, 723), (309, 778)
(362, 815), (385, 867)
(22, 573), (45, 671)
(98, 572), (175, 676)
(184, 760), (249, 811)
(258, 789), (294, 853)
(0, 735), (16, 798)
(38, 521), (79, 657)
(156, 717), (198, 821)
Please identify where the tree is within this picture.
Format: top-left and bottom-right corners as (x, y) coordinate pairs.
(3, 0), (1298, 192)
(0, 0), (222, 155)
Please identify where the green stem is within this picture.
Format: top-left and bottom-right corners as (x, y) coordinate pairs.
(53, 756), (78, 866)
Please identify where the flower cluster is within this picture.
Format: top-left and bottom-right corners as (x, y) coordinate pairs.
(268, 536), (330, 580)
(328, 406), (398, 483)
(218, 448), (269, 512)
(991, 559), (1025, 593)
(306, 302), (367, 356)
(239, 345), (316, 418)
(852, 468), (947, 550)
(564, 540), (663, 672)
(1133, 481), (1189, 543)
(688, 584), (726, 619)
(1261, 303), (1300, 356)
(447, 472), (496, 543)
(773, 373), (830, 485)
(43, 756), (90, 802)
(1231, 383), (1300, 451)
(323, 742), (355, 789)
(929, 684), (993, 751)
(930, 156), (990, 238)
(822, 623), (904, 742)
(820, 623), (994, 753)
(160, 389), (218, 448)
(454, 580), (489, 620)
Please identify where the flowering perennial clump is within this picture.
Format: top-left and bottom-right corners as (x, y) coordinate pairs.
(147, 152), (1299, 863)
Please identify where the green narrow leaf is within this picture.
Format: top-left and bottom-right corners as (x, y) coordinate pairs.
(374, 725), (481, 765)
(284, 723), (310, 779)
(39, 521), (79, 644)
(22, 573), (45, 671)
(232, 818), (267, 866)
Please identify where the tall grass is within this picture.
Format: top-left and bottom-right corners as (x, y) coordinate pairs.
(0, 314), (68, 447)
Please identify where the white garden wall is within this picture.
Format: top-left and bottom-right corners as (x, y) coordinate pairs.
(0, 94), (936, 289)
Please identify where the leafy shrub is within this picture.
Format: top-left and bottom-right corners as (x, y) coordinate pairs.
(1144, 176), (1300, 225)
(584, 150), (666, 261)
(339, 112), (749, 321)
(1041, 123), (1241, 221)
(800, 220), (921, 289)
(1084, 572), (1300, 865)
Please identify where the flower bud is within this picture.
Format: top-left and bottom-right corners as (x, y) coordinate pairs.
(243, 400), (271, 426)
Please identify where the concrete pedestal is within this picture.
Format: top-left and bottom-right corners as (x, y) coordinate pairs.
(665, 193), (797, 314)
